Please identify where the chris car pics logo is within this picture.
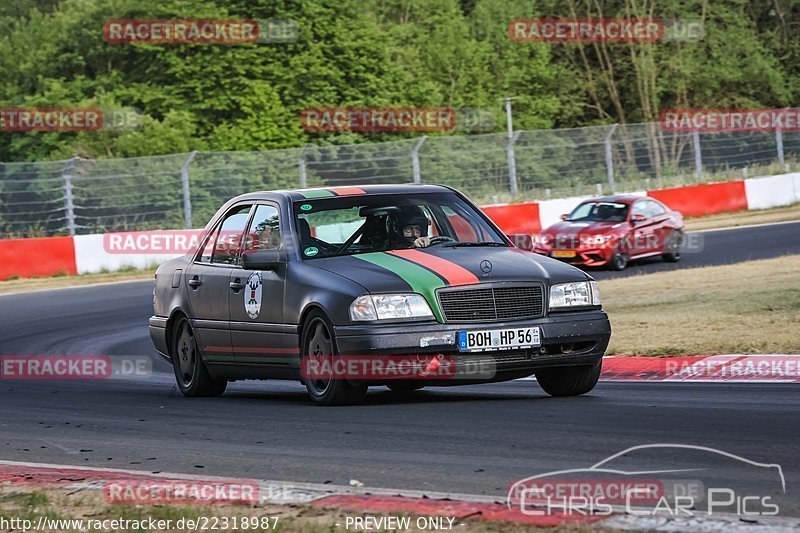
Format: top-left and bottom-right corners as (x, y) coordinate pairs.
(508, 444), (785, 517)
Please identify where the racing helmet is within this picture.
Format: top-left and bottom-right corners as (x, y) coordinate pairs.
(388, 205), (429, 242)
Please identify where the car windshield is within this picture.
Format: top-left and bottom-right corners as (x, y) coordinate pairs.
(567, 201), (628, 222)
(293, 192), (506, 259)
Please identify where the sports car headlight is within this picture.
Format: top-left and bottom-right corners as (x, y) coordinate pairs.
(349, 294), (434, 321)
(549, 281), (601, 309)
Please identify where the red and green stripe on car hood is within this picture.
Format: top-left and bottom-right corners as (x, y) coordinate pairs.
(295, 187), (367, 198)
(353, 249), (479, 322)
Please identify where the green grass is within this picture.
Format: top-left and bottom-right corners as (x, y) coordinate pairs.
(603, 255), (800, 356)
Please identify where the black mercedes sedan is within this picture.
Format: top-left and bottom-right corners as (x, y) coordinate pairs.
(149, 184), (611, 405)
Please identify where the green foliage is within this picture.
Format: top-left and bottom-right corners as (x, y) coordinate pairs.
(0, 0), (795, 161)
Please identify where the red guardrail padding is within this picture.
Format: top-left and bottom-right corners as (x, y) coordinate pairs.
(647, 181), (747, 217)
(0, 236), (77, 281)
(481, 202), (541, 235)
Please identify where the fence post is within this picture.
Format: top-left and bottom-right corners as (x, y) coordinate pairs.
(181, 151), (197, 229)
(604, 123), (619, 193)
(411, 136), (427, 184)
(507, 130), (522, 197)
(692, 130), (703, 179)
(298, 145), (310, 188)
(61, 156), (78, 236)
(776, 118), (786, 171)
(691, 130), (703, 179)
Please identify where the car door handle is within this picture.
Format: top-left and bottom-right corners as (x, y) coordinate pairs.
(229, 279), (244, 292)
(188, 277), (202, 289)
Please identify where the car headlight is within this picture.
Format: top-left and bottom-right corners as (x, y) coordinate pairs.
(549, 281), (601, 309)
(590, 281), (602, 306)
(349, 294), (434, 321)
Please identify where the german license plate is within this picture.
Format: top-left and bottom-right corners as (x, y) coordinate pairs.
(457, 327), (541, 352)
(552, 250), (576, 258)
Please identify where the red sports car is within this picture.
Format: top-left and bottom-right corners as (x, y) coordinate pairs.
(531, 195), (684, 270)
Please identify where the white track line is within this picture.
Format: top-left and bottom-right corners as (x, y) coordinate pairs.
(0, 276), (153, 298)
(689, 218), (800, 234)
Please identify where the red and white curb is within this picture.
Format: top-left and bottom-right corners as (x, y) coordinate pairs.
(517, 355), (800, 383)
(598, 355), (800, 383)
(1, 460), (798, 530)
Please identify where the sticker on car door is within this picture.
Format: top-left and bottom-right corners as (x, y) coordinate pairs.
(245, 271), (262, 319)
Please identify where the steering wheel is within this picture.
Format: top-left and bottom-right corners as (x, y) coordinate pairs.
(427, 236), (456, 246)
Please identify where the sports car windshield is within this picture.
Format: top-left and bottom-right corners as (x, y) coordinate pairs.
(567, 202), (628, 222)
(293, 192), (506, 259)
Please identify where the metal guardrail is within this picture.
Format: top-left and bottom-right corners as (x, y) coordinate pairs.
(1, 122), (797, 237)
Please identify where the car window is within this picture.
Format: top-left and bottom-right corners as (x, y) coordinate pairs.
(442, 205), (478, 241)
(631, 201), (648, 218)
(210, 204), (252, 265)
(647, 200), (666, 216)
(198, 226), (220, 263)
(632, 200), (663, 219)
(244, 204), (282, 252)
(568, 202), (628, 222)
(293, 192), (505, 259)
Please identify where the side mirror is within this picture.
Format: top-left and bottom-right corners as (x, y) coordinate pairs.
(241, 249), (283, 271)
(506, 234), (533, 250)
(631, 214), (648, 223)
(560, 214), (568, 221)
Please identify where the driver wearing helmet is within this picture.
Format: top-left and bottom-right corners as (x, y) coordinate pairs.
(391, 205), (431, 248)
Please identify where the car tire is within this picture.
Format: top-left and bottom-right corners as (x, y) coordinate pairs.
(301, 310), (368, 406)
(535, 360), (601, 397)
(662, 230), (683, 262)
(171, 316), (227, 397)
(610, 252), (628, 271)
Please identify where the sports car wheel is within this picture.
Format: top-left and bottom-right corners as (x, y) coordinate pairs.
(535, 360), (601, 397)
(172, 316), (227, 397)
(662, 230), (683, 262)
(610, 252), (628, 271)
(302, 310), (367, 406)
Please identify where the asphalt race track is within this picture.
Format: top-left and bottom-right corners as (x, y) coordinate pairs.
(592, 220), (800, 279)
(1, 222), (799, 516)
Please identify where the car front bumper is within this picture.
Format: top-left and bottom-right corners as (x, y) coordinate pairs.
(532, 246), (614, 267)
(333, 310), (611, 381)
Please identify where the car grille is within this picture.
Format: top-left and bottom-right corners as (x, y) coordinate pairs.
(437, 285), (544, 323)
(454, 351), (535, 366)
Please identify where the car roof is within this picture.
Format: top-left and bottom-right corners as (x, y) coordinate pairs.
(579, 195), (648, 205)
(229, 184), (454, 203)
